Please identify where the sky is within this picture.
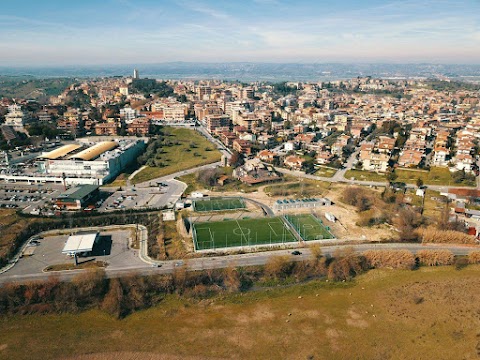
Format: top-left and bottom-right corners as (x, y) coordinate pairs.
(0, 0), (479, 66)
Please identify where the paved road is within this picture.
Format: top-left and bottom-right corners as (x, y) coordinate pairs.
(1, 242), (477, 285)
(275, 166), (475, 193)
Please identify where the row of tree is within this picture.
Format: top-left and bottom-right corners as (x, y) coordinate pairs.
(1, 247), (474, 318)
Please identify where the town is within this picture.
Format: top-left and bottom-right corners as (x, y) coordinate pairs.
(0, 69), (480, 360)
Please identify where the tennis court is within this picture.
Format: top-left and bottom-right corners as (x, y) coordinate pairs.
(284, 213), (334, 241)
(193, 197), (246, 212)
(193, 216), (297, 250)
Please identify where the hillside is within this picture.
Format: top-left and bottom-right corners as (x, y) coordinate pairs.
(0, 266), (479, 359)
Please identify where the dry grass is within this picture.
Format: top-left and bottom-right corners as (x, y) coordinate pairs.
(417, 226), (476, 245)
(363, 250), (416, 270)
(416, 249), (454, 266)
(468, 251), (480, 264)
(1, 267), (480, 359)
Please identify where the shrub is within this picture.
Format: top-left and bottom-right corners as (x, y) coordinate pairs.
(357, 209), (388, 227)
(417, 226), (476, 245)
(416, 249), (454, 266)
(341, 187), (373, 212)
(264, 255), (294, 280)
(394, 208), (424, 242)
(362, 250), (416, 270)
(327, 247), (368, 281)
(468, 251), (480, 264)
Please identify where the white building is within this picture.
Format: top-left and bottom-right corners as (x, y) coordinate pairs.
(162, 104), (187, 122)
(4, 104), (29, 131)
(120, 107), (138, 123)
(35, 139), (146, 185)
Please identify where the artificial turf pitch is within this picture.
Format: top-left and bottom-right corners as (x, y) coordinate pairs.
(193, 217), (296, 250)
(193, 197), (246, 212)
(284, 214), (334, 241)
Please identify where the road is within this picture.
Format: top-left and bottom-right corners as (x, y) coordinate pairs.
(275, 166), (475, 193)
(0, 242), (477, 285)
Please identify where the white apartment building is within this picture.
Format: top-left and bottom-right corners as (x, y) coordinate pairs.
(4, 104), (29, 131)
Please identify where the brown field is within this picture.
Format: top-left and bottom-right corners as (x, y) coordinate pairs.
(1, 266), (479, 360)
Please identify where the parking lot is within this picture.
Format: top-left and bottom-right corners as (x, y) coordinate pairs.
(99, 179), (185, 211)
(0, 183), (61, 213)
(5, 229), (149, 278)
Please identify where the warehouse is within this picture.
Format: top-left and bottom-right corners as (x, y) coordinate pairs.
(55, 184), (100, 210)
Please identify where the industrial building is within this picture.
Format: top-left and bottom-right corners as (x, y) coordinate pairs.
(55, 184), (100, 210)
(36, 138), (145, 185)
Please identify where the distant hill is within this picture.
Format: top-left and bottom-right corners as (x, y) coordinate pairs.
(0, 76), (75, 102)
(1, 63), (480, 82)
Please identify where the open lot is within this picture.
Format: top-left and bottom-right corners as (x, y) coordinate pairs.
(396, 166), (475, 187)
(1, 266), (480, 359)
(264, 179), (331, 197)
(193, 217), (296, 250)
(5, 229), (148, 278)
(284, 213), (335, 241)
(193, 197), (245, 212)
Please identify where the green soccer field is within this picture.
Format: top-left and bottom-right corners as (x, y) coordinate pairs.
(193, 197), (246, 212)
(193, 217), (297, 250)
(284, 214), (334, 241)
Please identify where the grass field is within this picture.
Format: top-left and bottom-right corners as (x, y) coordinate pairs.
(1, 266), (480, 359)
(264, 179), (331, 197)
(315, 166), (337, 178)
(193, 217), (296, 250)
(344, 169), (387, 182)
(193, 197), (246, 212)
(131, 127), (221, 184)
(396, 167), (475, 187)
(284, 213), (335, 240)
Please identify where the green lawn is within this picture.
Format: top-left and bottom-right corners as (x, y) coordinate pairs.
(193, 217), (296, 250)
(315, 166), (337, 178)
(131, 127), (221, 184)
(396, 167), (475, 187)
(193, 197), (246, 212)
(344, 169), (387, 182)
(284, 214), (334, 240)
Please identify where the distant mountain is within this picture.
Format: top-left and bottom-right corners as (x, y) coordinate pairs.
(1, 62), (480, 82)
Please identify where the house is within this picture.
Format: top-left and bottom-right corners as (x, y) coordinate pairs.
(376, 136), (396, 154)
(360, 152), (390, 172)
(398, 149), (423, 168)
(127, 118), (151, 135)
(316, 151), (334, 165)
(433, 146), (449, 166)
(454, 153), (474, 172)
(257, 149), (275, 163)
(95, 122), (118, 136)
(284, 155), (305, 170)
(232, 139), (252, 156)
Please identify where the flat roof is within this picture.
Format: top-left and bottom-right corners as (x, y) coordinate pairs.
(68, 141), (118, 161)
(39, 144), (83, 160)
(62, 232), (98, 254)
(56, 184), (99, 201)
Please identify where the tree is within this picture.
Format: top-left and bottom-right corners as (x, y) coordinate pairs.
(416, 177), (424, 188)
(229, 151), (244, 168)
(386, 170), (398, 184)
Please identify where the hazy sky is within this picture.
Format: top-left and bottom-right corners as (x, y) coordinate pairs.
(0, 0), (479, 65)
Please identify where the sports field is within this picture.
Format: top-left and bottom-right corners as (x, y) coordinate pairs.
(193, 197), (246, 212)
(193, 217), (297, 250)
(284, 213), (334, 241)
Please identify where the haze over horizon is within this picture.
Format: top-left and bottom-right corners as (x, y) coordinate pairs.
(1, 0), (479, 66)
